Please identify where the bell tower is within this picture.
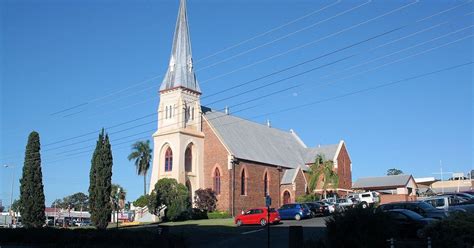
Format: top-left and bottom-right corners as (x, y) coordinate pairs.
(149, 0), (204, 196)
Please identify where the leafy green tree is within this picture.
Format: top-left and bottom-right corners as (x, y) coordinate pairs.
(133, 195), (149, 208)
(127, 140), (152, 196)
(386, 168), (404, 176)
(88, 129), (113, 229)
(51, 192), (89, 211)
(296, 194), (321, 203)
(194, 188), (217, 212)
(148, 178), (190, 221)
(308, 154), (339, 198)
(19, 131), (46, 228)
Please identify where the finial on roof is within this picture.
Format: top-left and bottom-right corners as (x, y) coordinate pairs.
(266, 119), (271, 128)
(160, 0), (200, 93)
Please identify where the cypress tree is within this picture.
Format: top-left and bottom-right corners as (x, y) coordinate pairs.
(88, 130), (113, 229)
(88, 130), (102, 227)
(19, 131), (46, 228)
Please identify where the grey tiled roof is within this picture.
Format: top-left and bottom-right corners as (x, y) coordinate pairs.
(160, 0), (200, 93)
(304, 144), (339, 164)
(353, 174), (412, 189)
(203, 109), (307, 169)
(281, 169), (298, 185)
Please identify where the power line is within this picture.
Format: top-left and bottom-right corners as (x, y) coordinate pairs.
(3, 2), (469, 162)
(47, 0), (344, 116)
(20, 61), (473, 166)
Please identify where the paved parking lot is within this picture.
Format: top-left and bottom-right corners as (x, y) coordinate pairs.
(163, 216), (329, 248)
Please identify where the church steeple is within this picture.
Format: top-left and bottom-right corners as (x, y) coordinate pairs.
(160, 0), (200, 93)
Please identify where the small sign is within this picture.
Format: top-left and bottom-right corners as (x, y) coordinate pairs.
(265, 195), (272, 207)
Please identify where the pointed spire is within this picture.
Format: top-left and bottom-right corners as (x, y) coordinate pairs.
(160, 0), (200, 93)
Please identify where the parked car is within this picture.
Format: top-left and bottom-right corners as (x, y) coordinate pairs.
(235, 208), (280, 226)
(304, 202), (329, 217)
(422, 195), (474, 213)
(317, 201), (341, 213)
(336, 198), (356, 210)
(278, 203), (311, 221)
(441, 192), (474, 201)
(75, 220), (91, 227)
(386, 209), (436, 238)
(348, 191), (380, 208)
(376, 201), (448, 219)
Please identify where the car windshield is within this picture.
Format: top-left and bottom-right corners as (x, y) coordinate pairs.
(417, 202), (436, 210)
(401, 210), (424, 220)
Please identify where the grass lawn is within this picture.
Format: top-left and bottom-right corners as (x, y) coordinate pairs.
(160, 218), (234, 227)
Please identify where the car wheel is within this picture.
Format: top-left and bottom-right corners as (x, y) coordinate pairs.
(236, 220), (242, 227)
(361, 202), (368, 209)
(295, 214), (301, 221)
(260, 219), (267, 226)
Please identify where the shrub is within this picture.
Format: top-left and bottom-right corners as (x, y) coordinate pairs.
(133, 195), (149, 208)
(422, 212), (474, 248)
(190, 208), (208, 220)
(207, 211), (231, 219)
(194, 188), (217, 212)
(148, 178), (190, 221)
(296, 194), (320, 203)
(325, 207), (395, 248)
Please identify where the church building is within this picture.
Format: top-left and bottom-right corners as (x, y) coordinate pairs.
(148, 0), (352, 215)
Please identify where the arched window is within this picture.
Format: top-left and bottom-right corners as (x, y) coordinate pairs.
(164, 147), (173, 171)
(241, 169), (246, 195)
(185, 145), (192, 172)
(191, 107), (194, 120)
(213, 168), (221, 195)
(169, 105), (172, 118)
(283, 191), (291, 204)
(165, 106), (168, 119)
(264, 172), (269, 196)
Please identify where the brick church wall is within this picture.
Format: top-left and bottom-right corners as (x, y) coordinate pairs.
(202, 119), (230, 212)
(233, 161), (282, 216)
(336, 143), (352, 196)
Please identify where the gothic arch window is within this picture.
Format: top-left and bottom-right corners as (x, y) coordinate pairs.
(213, 168), (221, 195)
(264, 172), (269, 196)
(283, 191), (291, 204)
(241, 168), (247, 196)
(164, 147), (173, 172)
(185, 144), (192, 172)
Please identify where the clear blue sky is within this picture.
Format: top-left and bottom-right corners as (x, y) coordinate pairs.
(1, 0), (472, 207)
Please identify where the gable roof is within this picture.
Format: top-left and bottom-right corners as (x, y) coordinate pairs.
(353, 174), (413, 189)
(281, 168), (298, 185)
(304, 144), (339, 164)
(203, 108), (307, 169)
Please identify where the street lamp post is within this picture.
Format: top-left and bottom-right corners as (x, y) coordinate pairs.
(3, 165), (15, 226)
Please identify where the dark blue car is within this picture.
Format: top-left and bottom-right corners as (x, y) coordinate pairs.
(278, 203), (312, 220)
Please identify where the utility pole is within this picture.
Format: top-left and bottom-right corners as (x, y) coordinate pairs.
(3, 165), (15, 226)
(432, 160), (453, 194)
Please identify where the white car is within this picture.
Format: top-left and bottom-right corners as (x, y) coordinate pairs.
(336, 198), (356, 210)
(348, 191), (380, 208)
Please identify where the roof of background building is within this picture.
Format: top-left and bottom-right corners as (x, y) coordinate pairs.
(353, 174), (414, 189)
(203, 108), (341, 174)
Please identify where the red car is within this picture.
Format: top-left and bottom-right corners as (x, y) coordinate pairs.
(235, 208), (280, 226)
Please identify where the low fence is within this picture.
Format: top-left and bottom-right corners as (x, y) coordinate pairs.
(379, 194), (417, 204)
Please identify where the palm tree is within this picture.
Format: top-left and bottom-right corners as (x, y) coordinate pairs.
(127, 140), (152, 195)
(308, 154), (339, 199)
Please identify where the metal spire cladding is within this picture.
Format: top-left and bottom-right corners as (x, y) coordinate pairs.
(160, 0), (200, 93)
